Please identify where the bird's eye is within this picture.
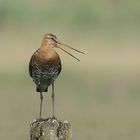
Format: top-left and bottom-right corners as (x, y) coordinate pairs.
(51, 37), (56, 41)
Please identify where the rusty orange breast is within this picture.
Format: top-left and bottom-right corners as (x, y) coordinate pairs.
(33, 46), (61, 68)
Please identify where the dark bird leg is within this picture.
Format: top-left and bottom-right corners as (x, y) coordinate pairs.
(39, 92), (43, 118)
(52, 82), (55, 117)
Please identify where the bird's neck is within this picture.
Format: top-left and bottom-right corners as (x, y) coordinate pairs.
(41, 40), (54, 49)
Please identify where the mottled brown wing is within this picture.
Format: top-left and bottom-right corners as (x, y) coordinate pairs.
(29, 49), (39, 78)
(57, 61), (61, 76)
(29, 53), (37, 78)
(29, 56), (33, 77)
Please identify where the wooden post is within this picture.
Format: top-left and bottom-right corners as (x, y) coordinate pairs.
(30, 117), (72, 140)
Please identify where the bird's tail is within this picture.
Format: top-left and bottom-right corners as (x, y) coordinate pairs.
(36, 86), (48, 92)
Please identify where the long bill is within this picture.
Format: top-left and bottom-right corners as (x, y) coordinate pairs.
(58, 42), (85, 54)
(56, 42), (84, 61)
(56, 45), (80, 61)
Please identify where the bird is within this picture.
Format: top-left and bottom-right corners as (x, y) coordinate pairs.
(29, 34), (84, 118)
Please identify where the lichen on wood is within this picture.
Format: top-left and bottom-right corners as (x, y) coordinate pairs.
(30, 117), (72, 140)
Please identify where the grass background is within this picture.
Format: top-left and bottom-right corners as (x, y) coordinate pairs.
(0, 0), (140, 139)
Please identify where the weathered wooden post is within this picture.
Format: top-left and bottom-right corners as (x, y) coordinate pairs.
(30, 117), (72, 140)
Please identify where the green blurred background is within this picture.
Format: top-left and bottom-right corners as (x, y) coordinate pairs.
(0, 0), (140, 139)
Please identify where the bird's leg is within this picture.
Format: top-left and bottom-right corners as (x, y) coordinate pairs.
(52, 82), (55, 117)
(39, 92), (43, 118)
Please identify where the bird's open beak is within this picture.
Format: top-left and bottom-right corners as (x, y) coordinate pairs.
(56, 41), (84, 61)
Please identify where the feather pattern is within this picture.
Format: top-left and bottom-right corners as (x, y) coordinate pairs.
(29, 46), (61, 92)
